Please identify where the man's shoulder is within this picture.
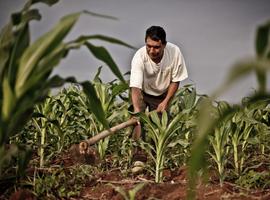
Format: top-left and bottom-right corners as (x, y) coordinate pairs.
(133, 45), (147, 59)
(166, 42), (181, 51)
(136, 45), (146, 53)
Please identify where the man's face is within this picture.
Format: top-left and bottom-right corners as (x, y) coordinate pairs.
(146, 37), (166, 62)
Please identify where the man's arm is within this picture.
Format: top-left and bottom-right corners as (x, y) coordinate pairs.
(131, 87), (144, 113)
(130, 87), (145, 140)
(156, 82), (179, 112)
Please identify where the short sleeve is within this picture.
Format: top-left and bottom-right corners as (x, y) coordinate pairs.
(171, 48), (188, 82)
(129, 50), (144, 89)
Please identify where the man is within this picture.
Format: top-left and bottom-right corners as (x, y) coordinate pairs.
(130, 26), (188, 140)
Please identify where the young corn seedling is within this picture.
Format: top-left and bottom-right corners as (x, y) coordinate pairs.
(230, 112), (255, 176)
(87, 69), (129, 160)
(32, 97), (66, 167)
(208, 124), (230, 185)
(247, 100), (270, 154)
(140, 111), (184, 183)
(208, 100), (232, 185)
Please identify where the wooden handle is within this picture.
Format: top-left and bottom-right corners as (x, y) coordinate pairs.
(84, 118), (138, 146)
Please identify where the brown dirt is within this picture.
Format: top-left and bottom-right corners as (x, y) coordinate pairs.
(68, 149), (270, 200)
(7, 148), (270, 200)
(78, 167), (270, 200)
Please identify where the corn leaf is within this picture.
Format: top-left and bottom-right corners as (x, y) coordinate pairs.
(83, 10), (118, 20)
(22, 0), (59, 11)
(15, 12), (81, 97)
(2, 77), (15, 121)
(85, 42), (125, 83)
(31, 0), (59, 6)
(8, 24), (30, 88)
(150, 111), (161, 128)
(0, 24), (14, 80)
(256, 21), (270, 58)
(81, 81), (108, 128)
(44, 75), (77, 88)
(11, 9), (41, 26)
(188, 99), (239, 197)
(73, 34), (135, 49)
(21, 44), (67, 94)
(111, 82), (129, 97)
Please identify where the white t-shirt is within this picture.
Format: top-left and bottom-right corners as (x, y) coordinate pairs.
(129, 42), (188, 96)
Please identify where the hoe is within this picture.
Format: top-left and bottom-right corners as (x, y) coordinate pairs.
(70, 118), (138, 164)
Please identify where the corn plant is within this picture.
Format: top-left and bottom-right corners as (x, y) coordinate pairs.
(230, 115), (251, 176)
(0, 0), (133, 179)
(245, 99), (270, 154)
(26, 165), (95, 199)
(207, 101), (232, 185)
(165, 86), (199, 167)
(169, 85), (198, 117)
(208, 123), (231, 185)
(140, 111), (184, 183)
(188, 20), (270, 199)
(32, 97), (53, 167)
(85, 68), (129, 160)
(32, 95), (71, 167)
(229, 103), (269, 177)
(54, 84), (93, 142)
(15, 84), (92, 167)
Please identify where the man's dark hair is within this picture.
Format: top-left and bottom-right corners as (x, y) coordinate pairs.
(145, 26), (167, 44)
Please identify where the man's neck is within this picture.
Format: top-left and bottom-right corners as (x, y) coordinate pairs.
(152, 53), (163, 64)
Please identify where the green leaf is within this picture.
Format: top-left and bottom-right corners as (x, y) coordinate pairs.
(15, 12), (81, 97)
(2, 77), (15, 121)
(161, 111), (168, 129)
(93, 66), (103, 83)
(165, 113), (183, 137)
(44, 75), (77, 89)
(8, 24), (30, 88)
(22, 0), (59, 11)
(188, 99), (239, 196)
(83, 10), (118, 20)
(184, 87), (197, 109)
(150, 111), (161, 128)
(81, 81), (108, 128)
(256, 21), (270, 58)
(111, 82), (129, 97)
(85, 42), (125, 83)
(73, 34), (135, 49)
(0, 23), (14, 80)
(255, 68), (267, 93)
(21, 44), (67, 94)
(11, 9), (41, 26)
(139, 112), (159, 143)
(32, 0), (59, 6)
(217, 101), (231, 114)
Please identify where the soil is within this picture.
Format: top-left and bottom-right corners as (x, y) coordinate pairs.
(7, 146), (270, 200)
(78, 168), (270, 200)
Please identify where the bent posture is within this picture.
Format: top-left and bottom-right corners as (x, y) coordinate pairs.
(130, 26), (188, 140)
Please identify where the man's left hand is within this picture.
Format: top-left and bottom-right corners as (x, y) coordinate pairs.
(156, 100), (169, 112)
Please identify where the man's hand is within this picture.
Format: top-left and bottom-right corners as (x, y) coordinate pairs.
(156, 82), (179, 112)
(156, 99), (169, 112)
